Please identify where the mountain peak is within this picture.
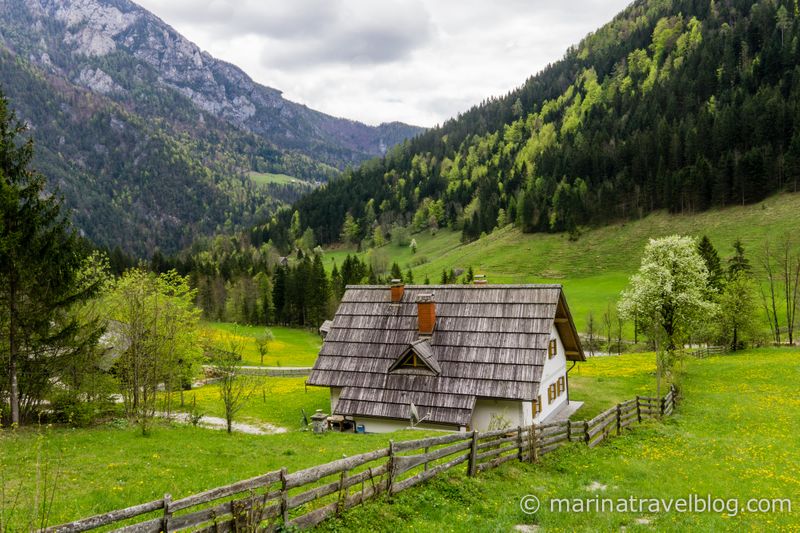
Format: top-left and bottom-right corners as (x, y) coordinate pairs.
(0, 0), (423, 255)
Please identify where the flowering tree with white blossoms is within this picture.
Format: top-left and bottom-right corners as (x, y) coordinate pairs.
(619, 235), (718, 395)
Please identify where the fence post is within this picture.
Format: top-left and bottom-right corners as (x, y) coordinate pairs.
(423, 446), (429, 471)
(583, 421), (590, 444)
(162, 493), (172, 532)
(337, 469), (348, 514)
(660, 396), (665, 417)
(531, 424), (539, 463)
(566, 420), (571, 442)
(467, 431), (478, 477)
(468, 431), (478, 476)
(279, 467), (289, 525)
(516, 426), (524, 461)
(387, 440), (396, 497)
(636, 396), (642, 423)
(616, 403), (622, 435)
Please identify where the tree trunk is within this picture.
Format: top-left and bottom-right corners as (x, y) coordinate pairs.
(9, 278), (20, 425)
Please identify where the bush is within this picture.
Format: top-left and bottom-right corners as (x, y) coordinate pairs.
(50, 394), (112, 427)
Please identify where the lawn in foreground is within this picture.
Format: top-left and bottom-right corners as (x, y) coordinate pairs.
(202, 322), (321, 367)
(318, 348), (800, 532)
(0, 349), (654, 529)
(0, 423), (437, 529)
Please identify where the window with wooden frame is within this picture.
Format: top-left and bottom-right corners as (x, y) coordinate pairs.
(533, 395), (542, 415)
(397, 351), (420, 368)
(547, 383), (556, 404)
(557, 376), (565, 395)
(548, 339), (557, 359)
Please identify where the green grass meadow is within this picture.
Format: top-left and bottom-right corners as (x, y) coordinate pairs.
(248, 171), (312, 187)
(4, 349), (798, 531)
(173, 375), (329, 430)
(202, 321), (321, 367)
(320, 348), (800, 532)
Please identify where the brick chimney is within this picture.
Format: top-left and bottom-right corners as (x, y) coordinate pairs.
(416, 293), (436, 335)
(474, 274), (487, 286)
(390, 279), (405, 303)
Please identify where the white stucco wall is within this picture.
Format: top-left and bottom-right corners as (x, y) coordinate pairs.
(471, 399), (526, 431)
(330, 387), (341, 413)
(535, 324), (568, 423)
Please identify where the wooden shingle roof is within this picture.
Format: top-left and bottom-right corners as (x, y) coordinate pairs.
(307, 284), (585, 427)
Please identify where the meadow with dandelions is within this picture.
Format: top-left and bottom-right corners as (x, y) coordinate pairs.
(2, 348), (798, 531)
(321, 348), (800, 532)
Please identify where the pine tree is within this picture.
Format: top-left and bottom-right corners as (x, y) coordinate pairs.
(307, 253), (329, 326)
(272, 265), (288, 324)
(0, 93), (99, 424)
(390, 262), (403, 281)
(728, 239), (751, 275)
(405, 269), (414, 284)
(330, 263), (344, 299)
(697, 235), (724, 290)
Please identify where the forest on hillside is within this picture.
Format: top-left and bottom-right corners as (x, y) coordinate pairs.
(252, 0), (800, 251)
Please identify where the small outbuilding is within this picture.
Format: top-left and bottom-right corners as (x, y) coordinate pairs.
(306, 282), (585, 433)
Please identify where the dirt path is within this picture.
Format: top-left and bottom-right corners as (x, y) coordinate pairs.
(157, 412), (287, 435)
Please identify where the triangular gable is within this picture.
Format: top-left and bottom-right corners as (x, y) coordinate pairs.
(388, 338), (441, 375)
(553, 291), (586, 361)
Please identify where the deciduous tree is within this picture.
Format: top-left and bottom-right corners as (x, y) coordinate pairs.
(619, 236), (717, 394)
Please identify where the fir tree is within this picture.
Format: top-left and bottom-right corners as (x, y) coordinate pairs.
(390, 262), (403, 281)
(0, 93), (101, 424)
(697, 235), (724, 290)
(728, 239), (751, 275)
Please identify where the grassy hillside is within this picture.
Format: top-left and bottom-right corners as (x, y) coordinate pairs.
(325, 192), (800, 333)
(321, 348), (800, 532)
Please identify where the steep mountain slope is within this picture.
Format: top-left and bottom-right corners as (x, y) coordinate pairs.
(0, 0), (422, 255)
(263, 0), (800, 248)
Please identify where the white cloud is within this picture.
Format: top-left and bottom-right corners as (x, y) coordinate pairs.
(135, 0), (632, 127)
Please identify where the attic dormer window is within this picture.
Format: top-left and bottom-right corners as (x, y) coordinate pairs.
(398, 352), (422, 368)
(388, 339), (440, 376)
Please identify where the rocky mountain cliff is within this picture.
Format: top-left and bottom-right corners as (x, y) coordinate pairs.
(2, 0), (421, 167)
(0, 0), (422, 255)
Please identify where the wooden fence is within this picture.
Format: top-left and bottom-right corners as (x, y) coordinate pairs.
(45, 386), (678, 533)
(686, 345), (728, 359)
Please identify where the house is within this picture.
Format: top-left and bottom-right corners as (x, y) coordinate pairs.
(306, 282), (585, 433)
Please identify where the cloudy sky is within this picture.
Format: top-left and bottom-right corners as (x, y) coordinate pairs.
(136, 0), (632, 128)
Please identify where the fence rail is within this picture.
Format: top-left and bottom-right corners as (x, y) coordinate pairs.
(45, 385), (678, 533)
(686, 346), (728, 359)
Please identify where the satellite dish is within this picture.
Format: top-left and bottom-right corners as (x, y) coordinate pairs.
(410, 402), (419, 425)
